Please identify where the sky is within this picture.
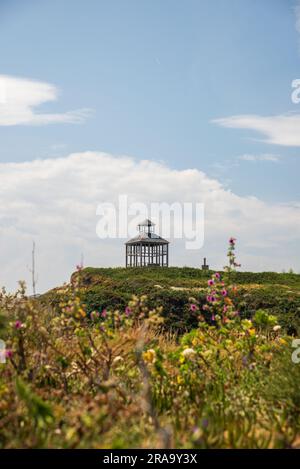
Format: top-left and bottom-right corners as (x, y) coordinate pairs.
(1, 0), (300, 292)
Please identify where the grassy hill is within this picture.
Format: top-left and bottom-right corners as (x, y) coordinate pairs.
(41, 267), (300, 334)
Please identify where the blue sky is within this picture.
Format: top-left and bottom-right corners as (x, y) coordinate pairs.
(1, 0), (300, 199)
(1, 0), (300, 291)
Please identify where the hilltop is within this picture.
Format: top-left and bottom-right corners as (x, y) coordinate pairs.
(41, 267), (300, 334)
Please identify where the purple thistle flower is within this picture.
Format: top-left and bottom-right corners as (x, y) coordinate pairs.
(5, 349), (13, 359)
(15, 320), (22, 330)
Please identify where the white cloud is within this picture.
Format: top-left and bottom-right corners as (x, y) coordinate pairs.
(212, 3), (300, 148)
(0, 75), (91, 126)
(1, 152), (300, 293)
(213, 113), (300, 147)
(238, 153), (280, 162)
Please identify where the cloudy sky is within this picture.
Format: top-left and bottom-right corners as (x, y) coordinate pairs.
(1, 0), (300, 293)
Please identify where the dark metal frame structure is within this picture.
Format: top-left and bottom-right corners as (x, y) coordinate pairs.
(125, 219), (169, 267)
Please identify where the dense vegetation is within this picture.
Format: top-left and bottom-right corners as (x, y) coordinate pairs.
(0, 239), (300, 448)
(43, 263), (300, 335)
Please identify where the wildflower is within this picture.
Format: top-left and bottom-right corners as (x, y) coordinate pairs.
(242, 319), (252, 329)
(229, 237), (236, 245)
(221, 288), (228, 297)
(112, 356), (124, 365)
(208, 279), (215, 286)
(182, 348), (196, 360)
(215, 272), (221, 280)
(190, 304), (198, 312)
(101, 309), (107, 318)
(177, 375), (184, 385)
(211, 314), (215, 321)
(5, 349), (13, 359)
(125, 306), (132, 316)
(142, 349), (156, 364)
(14, 320), (22, 329)
(78, 308), (86, 318)
(273, 325), (281, 332)
(192, 427), (204, 443)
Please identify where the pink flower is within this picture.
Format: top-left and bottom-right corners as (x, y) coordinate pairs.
(125, 306), (132, 316)
(223, 305), (228, 313)
(211, 314), (215, 321)
(101, 309), (107, 318)
(5, 349), (13, 359)
(207, 295), (216, 303)
(221, 289), (228, 297)
(15, 320), (22, 329)
(208, 279), (215, 286)
(229, 237), (236, 245)
(190, 304), (198, 312)
(215, 272), (221, 280)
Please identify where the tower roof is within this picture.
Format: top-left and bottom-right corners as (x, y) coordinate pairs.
(125, 218), (169, 245)
(138, 218), (155, 227)
(125, 232), (169, 245)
